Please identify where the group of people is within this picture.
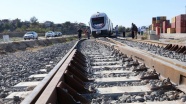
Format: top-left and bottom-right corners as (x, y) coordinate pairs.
(132, 23), (146, 39)
(77, 22), (140, 40)
(77, 27), (91, 40)
(113, 25), (126, 38)
(138, 27), (144, 35)
(115, 23), (138, 39)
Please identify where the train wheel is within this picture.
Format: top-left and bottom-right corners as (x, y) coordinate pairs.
(92, 33), (98, 38)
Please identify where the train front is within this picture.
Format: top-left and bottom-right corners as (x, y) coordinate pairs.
(90, 12), (109, 38)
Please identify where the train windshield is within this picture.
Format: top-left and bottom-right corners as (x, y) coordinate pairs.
(92, 17), (104, 24)
(92, 17), (105, 28)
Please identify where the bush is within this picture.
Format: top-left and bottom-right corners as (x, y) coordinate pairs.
(141, 34), (148, 40)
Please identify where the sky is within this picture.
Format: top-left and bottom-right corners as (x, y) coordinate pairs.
(0, 0), (186, 27)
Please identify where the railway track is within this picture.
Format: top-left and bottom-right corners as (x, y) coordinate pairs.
(109, 37), (186, 62)
(20, 38), (186, 104)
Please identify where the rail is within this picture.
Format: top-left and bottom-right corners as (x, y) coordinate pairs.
(21, 40), (80, 104)
(97, 38), (186, 89)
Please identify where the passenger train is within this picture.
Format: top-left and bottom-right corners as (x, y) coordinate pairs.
(89, 12), (113, 38)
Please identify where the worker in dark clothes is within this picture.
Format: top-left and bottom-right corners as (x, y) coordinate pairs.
(131, 23), (135, 39)
(77, 28), (83, 40)
(122, 26), (126, 37)
(115, 25), (119, 37)
(131, 23), (138, 39)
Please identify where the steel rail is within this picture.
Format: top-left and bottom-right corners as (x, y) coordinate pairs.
(117, 37), (168, 47)
(21, 40), (80, 104)
(35, 49), (77, 104)
(96, 38), (186, 92)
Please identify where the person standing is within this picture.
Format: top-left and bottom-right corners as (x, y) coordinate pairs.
(141, 26), (144, 35)
(134, 24), (138, 39)
(122, 26), (126, 37)
(85, 27), (91, 39)
(131, 23), (138, 39)
(115, 25), (118, 37)
(138, 27), (141, 35)
(131, 23), (135, 39)
(77, 27), (83, 40)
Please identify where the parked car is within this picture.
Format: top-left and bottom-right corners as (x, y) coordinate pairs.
(54, 32), (62, 36)
(23, 31), (38, 40)
(45, 31), (55, 38)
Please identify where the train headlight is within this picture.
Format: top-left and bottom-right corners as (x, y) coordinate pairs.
(96, 30), (101, 34)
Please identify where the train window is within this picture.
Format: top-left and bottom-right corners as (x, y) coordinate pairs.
(92, 17), (104, 25)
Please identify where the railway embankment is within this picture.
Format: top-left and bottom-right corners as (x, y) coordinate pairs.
(0, 36), (77, 53)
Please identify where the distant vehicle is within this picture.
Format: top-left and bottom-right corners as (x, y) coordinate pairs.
(23, 31), (38, 40)
(140, 26), (147, 32)
(54, 32), (62, 36)
(89, 12), (113, 38)
(45, 31), (55, 38)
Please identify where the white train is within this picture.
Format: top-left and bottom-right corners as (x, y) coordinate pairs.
(89, 12), (113, 38)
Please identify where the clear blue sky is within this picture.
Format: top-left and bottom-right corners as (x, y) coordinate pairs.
(0, 0), (185, 27)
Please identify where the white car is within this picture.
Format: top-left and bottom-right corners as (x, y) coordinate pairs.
(23, 31), (38, 40)
(45, 31), (55, 38)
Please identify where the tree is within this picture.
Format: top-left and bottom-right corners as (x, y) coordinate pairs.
(126, 27), (131, 32)
(30, 16), (39, 28)
(3, 23), (11, 30)
(118, 25), (124, 33)
(15, 19), (22, 28)
(30, 16), (38, 24)
(0, 25), (4, 32)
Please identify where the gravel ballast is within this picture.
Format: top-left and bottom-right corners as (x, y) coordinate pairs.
(0, 40), (77, 100)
